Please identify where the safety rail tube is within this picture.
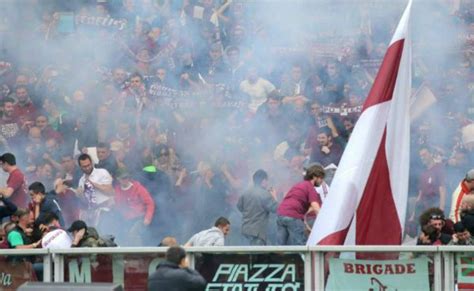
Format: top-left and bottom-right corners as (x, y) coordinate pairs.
(0, 249), (49, 255)
(308, 245), (439, 252)
(0, 249), (51, 283)
(0, 246), (463, 290)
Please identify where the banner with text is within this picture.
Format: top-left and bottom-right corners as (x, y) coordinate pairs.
(195, 253), (305, 291)
(0, 260), (38, 290)
(64, 252), (305, 291)
(326, 257), (429, 291)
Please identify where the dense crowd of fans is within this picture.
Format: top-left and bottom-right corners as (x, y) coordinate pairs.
(0, 0), (472, 255)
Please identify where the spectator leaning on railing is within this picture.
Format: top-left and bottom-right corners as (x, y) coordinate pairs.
(39, 212), (71, 249)
(448, 222), (474, 245)
(416, 209), (452, 245)
(276, 164), (325, 245)
(7, 209), (41, 249)
(67, 220), (116, 248)
(185, 217), (231, 247)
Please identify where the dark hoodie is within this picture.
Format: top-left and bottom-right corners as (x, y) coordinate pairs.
(36, 191), (65, 227)
(462, 209), (474, 236)
(148, 261), (206, 291)
(0, 196), (17, 220)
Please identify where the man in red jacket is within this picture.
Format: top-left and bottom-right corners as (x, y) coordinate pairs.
(114, 169), (155, 246)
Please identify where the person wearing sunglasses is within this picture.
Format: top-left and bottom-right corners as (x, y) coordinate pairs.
(417, 210), (451, 245)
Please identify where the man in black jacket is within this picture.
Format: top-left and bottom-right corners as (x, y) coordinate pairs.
(148, 246), (206, 291)
(28, 181), (65, 227)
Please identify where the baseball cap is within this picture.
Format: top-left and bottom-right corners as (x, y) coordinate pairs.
(0, 153), (16, 165)
(466, 169), (474, 182)
(67, 220), (87, 232)
(143, 165), (157, 173)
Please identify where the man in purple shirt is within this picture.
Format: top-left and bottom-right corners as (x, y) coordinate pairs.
(310, 128), (343, 167)
(276, 164), (325, 245)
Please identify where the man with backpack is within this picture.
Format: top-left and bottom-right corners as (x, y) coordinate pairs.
(67, 220), (116, 247)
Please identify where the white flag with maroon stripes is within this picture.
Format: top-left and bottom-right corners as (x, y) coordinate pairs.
(307, 0), (412, 246)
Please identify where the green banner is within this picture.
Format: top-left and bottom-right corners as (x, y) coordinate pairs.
(457, 253), (474, 284)
(326, 257), (429, 291)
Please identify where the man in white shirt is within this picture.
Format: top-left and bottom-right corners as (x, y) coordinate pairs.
(185, 217), (230, 247)
(77, 153), (114, 233)
(40, 213), (72, 249)
(239, 66), (276, 113)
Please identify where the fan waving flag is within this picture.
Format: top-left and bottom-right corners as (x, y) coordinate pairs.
(307, 0), (412, 246)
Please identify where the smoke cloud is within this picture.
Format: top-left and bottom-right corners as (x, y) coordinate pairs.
(0, 0), (472, 245)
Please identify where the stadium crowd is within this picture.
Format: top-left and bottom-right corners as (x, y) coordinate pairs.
(0, 0), (472, 254)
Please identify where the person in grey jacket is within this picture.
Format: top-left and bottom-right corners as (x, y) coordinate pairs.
(148, 246), (206, 291)
(237, 169), (278, 245)
(185, 217), (230, 247)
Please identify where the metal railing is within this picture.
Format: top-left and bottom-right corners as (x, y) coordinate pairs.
(0, 248), (52, 283)
(1, 245), (468, 290)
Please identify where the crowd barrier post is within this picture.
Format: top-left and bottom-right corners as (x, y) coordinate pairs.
(53, 253), (64, 282)
(312, 250), (325, 290)
(43, 252), (52, 282)
(442, 248), (455, 291)
(304, 249), (313, 290)
(434, 251), (443, 291)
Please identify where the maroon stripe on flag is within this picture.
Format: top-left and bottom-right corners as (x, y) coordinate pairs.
(362, 40), (404, 111)
(356, 130), (401, 246)
(317, 225), (351, 245)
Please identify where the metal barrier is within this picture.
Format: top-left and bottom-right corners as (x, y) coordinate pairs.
(0, 249), (51, 283)
(438, 246), (474, 291)
(1, 246), (467, 290)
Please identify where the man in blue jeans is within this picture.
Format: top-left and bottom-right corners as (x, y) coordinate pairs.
(276, 164), (325, 245)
